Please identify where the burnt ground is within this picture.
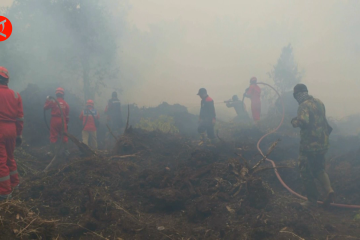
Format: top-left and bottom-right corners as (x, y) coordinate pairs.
(2, 128), (360, 240)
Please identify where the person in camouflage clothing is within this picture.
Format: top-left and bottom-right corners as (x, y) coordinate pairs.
(291, 84), (335, 208)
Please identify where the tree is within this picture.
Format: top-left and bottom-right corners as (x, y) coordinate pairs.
(268, 44), (304, 93)
(0, 0), (123, 100)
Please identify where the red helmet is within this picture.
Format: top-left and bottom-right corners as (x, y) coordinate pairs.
(55, 87), (65, 95)
(0, 66), (9, 79)
(250, 77), (257, 84)
(86, 99), (94, 106)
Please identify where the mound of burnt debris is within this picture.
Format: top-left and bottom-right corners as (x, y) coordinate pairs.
(128, 102), (199, 136)
(3, 128), (360, 240)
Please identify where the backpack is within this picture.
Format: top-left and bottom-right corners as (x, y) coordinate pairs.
(84, 108), (100, 129)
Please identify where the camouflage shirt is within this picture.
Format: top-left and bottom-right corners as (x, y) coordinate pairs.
(291, 95), (332, 153)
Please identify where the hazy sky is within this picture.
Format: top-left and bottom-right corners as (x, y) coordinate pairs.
(1, 0), (359, 118)
(123, 0), (360, 118)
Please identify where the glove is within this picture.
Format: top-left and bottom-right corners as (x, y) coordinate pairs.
(16, 136), (22, 147)
(291, 117), (298, 127)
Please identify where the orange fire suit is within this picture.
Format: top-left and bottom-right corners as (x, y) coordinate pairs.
(246, 84), (261, 121)
(44, 98), (70, 143)
(0, 85), (23, 195)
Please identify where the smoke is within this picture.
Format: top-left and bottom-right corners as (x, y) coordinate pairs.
(1, 0), (360, 120)
(119, 0), (360, 119)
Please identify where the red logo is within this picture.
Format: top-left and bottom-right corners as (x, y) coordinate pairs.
(0, 16), (12, 41)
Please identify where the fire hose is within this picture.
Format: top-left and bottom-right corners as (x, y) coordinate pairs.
(256, 82), (360, 209)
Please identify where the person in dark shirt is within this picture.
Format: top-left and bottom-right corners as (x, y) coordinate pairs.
(197, 88), (216, 142)
(104, 92), (123, 148)
(105, 92), (123, 133)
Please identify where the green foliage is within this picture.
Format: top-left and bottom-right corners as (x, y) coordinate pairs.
(269, 44), (304, 93)
(136, 115), (179, 133)
(354, 212), (360, 221)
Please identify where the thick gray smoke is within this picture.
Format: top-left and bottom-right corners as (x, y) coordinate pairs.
(1, 0), (360, 121)
(0, 0), (124, 105)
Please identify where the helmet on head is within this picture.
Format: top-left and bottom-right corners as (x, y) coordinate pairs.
(55, 87), (65, 95)
(293, 84), (308, 95)
(112, 91), (117, 98)
(197, 88), (207, 96)
(86, 99), (94, 106)
(232, 95), (239, 101)
(250, 77), (257, 84)
(0, 66), (9, 79)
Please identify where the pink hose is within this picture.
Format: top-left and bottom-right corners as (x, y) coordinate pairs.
(257, 82), (360, 209)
